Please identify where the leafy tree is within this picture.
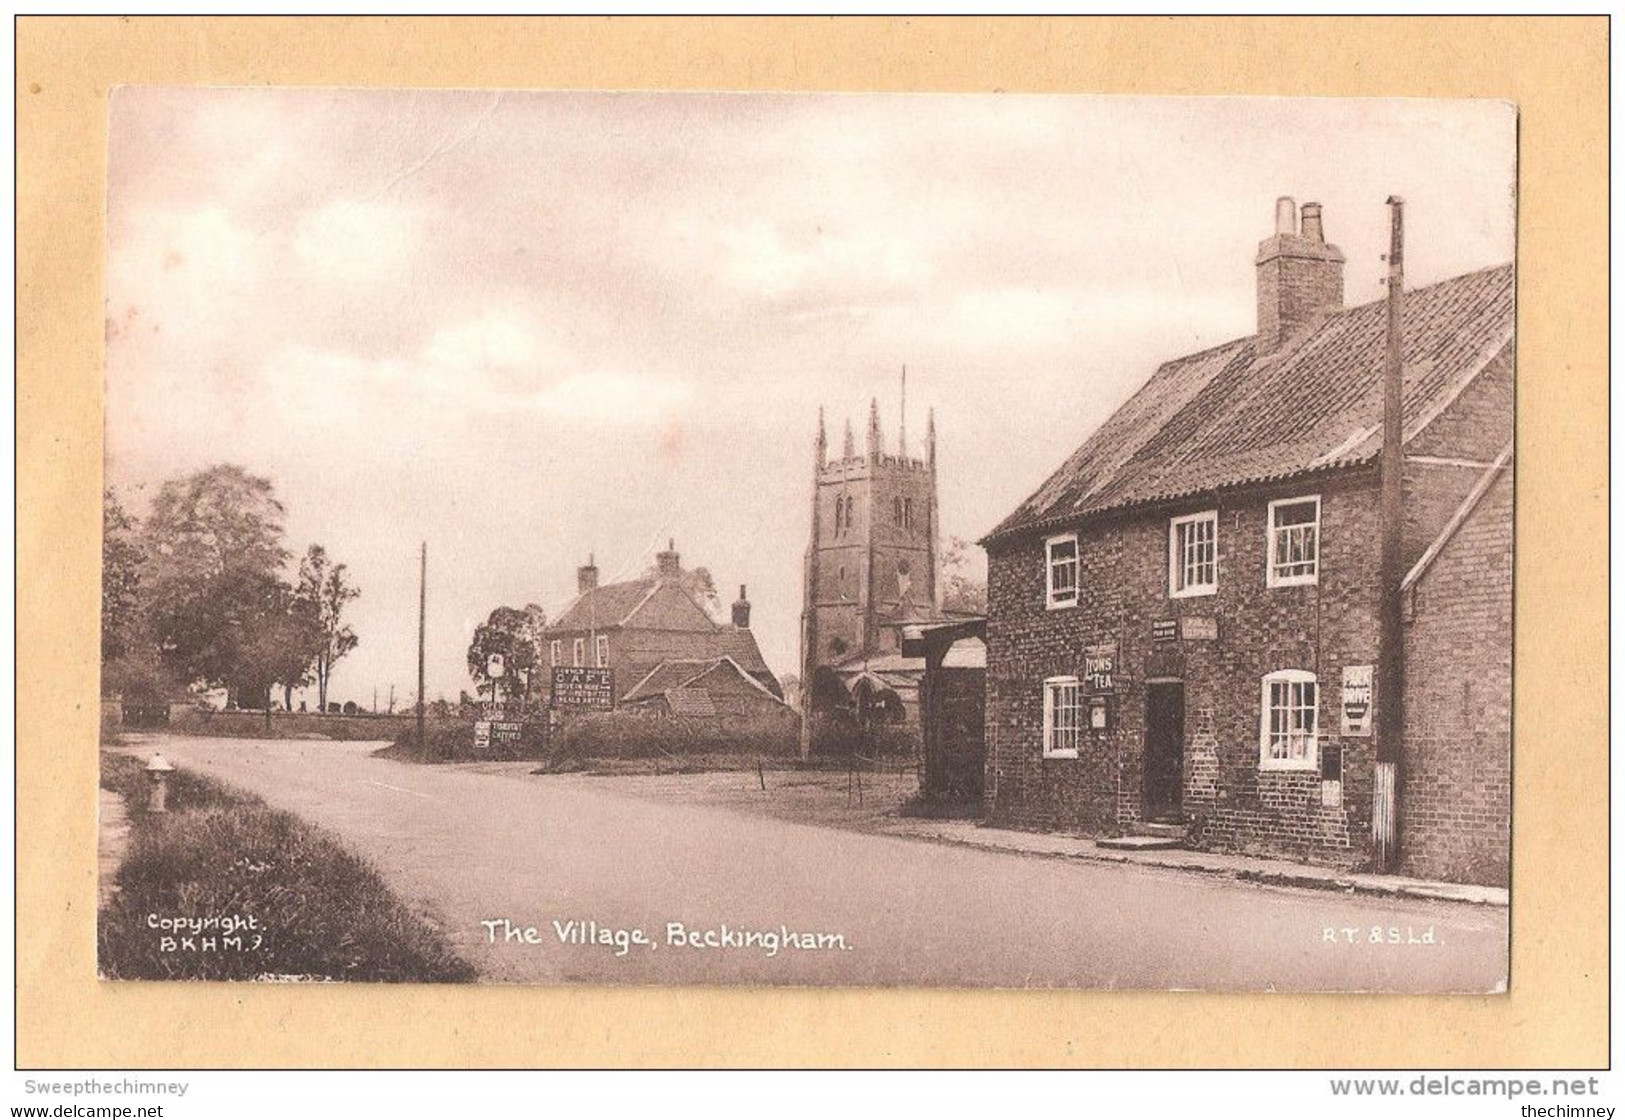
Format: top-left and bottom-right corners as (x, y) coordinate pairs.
(644, 561), (721, 617)
(296, 545), (361, 712)
(101, 488), (145, 667)
(140, 466), (292, 703)
(940, 535), (988, 614)
(467, 605), (543, 704)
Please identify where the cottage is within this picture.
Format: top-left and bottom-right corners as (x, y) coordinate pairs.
(539, 542), (782, 707)
(981, 198), (1512, 883)
(621, 655), (796, 728)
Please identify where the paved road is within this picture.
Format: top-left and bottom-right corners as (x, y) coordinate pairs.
(112, 735), (1508, 991)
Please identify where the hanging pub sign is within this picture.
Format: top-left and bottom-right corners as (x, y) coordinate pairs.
(552, 666), (616, 710)
(1341, 664), (1374, 737)
(1083, 642), (1118, 694)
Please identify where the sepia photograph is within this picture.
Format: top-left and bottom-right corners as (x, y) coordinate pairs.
(96, 87), (1516, 993)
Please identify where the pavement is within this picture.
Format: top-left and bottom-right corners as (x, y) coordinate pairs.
(881, 819), (1509, 907)
(106, 734), (1509, 991)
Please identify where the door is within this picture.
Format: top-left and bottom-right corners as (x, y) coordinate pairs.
(1143, 682), (1185, 822)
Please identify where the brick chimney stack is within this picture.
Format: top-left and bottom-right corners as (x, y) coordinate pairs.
(577, 554), (599, 593)
(732, 584), (751, 629)
(656, 539), (681, 578)
(1255, 196), (1345, 353)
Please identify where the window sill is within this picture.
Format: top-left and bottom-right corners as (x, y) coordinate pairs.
(1267, 573), (1319, 589)
(1042, 749), (1080, 760)
(1258, 759), (1319, 773)
(1046, 598), (1079, 611)
(1170, 584), (1217, 600)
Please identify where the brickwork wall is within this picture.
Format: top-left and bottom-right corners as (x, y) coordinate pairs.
(1400, 470), (1513, 886)
(985, 472), (1382, 867)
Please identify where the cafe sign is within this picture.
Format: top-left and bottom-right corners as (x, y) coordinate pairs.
(552, 666), (616, 710)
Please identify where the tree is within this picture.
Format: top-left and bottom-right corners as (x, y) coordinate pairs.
(467, 605), (543, 704)
(140, 465), (294, 704)
(101, 488), (145, 667)
(644, 561), (721, 617)
(296, 544), (361, 712)
(940, 535), (988, 614)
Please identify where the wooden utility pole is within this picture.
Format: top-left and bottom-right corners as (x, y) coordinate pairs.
(1374, 197), (1407, 872)
(417, 541), (427, 755)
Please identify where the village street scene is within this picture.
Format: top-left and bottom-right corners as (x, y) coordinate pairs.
(98, 90), (1513, 990)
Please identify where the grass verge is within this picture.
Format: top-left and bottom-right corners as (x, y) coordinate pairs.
(98, 750), (476, 983)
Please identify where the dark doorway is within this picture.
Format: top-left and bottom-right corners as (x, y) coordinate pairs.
(1144, 682), (1185, 822)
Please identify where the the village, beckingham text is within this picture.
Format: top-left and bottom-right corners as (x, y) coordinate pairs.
(482, 918), (852, 957)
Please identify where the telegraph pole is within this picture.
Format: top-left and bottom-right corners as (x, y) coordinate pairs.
(1374, 197), (1407, 872)
(417, 541), (427, 755)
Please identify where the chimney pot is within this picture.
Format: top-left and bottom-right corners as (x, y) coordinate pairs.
(1300, 201), (1325, 243)
(731, 584), (752, 629)
(1275, 196), (1297, 235)
(656, 541), (681, 578)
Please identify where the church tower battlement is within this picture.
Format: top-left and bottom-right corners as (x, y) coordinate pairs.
(800, 387), (942, 717)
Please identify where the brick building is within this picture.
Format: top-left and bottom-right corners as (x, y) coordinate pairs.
(539, 542), (781, 707)
(980, 198), (1512, 882)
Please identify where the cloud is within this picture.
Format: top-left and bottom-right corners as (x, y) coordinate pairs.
(529, 369), (693, 422)
(292, 199), (421, 285)
(424, 309), (556, 375)
(706, 217), (932, 306)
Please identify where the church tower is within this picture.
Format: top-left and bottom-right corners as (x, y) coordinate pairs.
(800, 385), (941, 733)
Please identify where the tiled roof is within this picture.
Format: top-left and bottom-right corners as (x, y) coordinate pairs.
(622, 656), (788, 709)
(663, 688), (717, 719)
(985, 264), (1514, 544)
(549, 579), (659, 633)
(713, 628), (773, 678)
(622, 659), (720, 703)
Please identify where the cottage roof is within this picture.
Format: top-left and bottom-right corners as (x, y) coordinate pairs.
(985, 264), (1514, 544)
(622, 655), (789, 707)
(549, 578), (661, 633)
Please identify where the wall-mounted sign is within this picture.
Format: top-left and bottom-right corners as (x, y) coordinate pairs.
(1341, 664), (1374, 737)
(552, 666), (616, 710)
(1151, 619), (1179, 644)
(473, 720), (491, 751)
(1087, 695), (1112, 730)
(1180, 616), (1219, 642)
(1083, 643), (1118, 694)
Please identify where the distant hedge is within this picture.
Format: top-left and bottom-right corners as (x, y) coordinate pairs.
(547, 710), (799, 766)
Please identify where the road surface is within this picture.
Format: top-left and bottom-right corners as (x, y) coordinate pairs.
(110, 735), (1508, 991)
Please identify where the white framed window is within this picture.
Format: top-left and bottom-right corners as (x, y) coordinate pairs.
(595, 634), (609, 668)
(1169, 510), (1218, 597)
(573, 638), (585, 667)
(1259, 669), (1319, 770)
(1267, 495), (1321, 587)
(550, 640), (561, 667)
(1043, 676), (1082, 759)
(1045, 533), (1079, 609)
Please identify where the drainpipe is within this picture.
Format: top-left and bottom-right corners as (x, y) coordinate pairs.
(1373, 197), (1407, 872)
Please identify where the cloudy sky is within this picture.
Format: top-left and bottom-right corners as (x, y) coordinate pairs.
(105, 90), (1515, 705)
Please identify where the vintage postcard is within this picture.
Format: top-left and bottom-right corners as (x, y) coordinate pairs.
(97, 88), (1515, 992)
